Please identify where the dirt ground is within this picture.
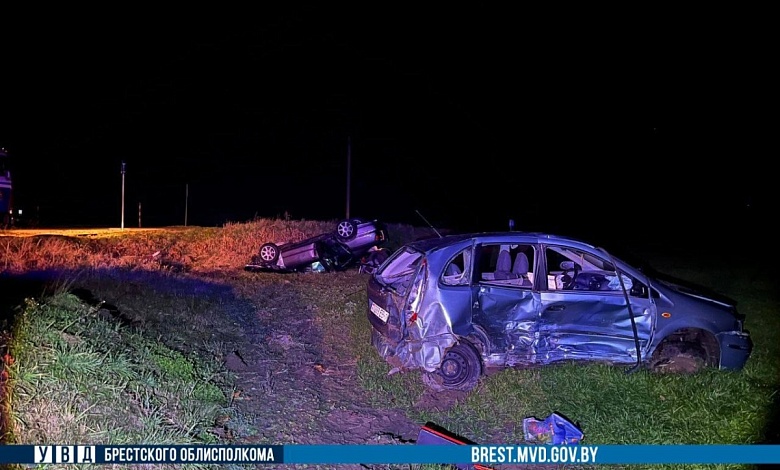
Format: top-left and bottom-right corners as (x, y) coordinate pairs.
(68, 267), (499, 470)
(212, 270), (474, 467)
(221, 273), (422, 443)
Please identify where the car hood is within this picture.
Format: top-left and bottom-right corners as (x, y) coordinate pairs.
(655, 278), (735, 309)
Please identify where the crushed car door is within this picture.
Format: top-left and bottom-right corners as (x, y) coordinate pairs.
(472, 243), (541, 363)
(536, 244), (654, 364)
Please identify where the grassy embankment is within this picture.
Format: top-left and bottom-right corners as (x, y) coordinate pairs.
(0, 219), (776, 470)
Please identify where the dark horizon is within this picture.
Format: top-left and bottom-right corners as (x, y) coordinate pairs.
(1, 9), (773, 247)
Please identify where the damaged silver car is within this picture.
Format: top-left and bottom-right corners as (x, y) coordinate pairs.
(245, 219), (387, 273)
(366, 232), (753, 391)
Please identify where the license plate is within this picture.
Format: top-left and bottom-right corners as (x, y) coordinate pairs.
(370, 302), (389, 323)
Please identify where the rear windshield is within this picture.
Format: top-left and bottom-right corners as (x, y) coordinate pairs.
(375, 247), (423, 294)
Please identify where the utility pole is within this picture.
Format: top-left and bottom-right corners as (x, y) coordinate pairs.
(185, 183), (188, 226)
(121, 161), (126, 230)
(346, 136), (351, 219)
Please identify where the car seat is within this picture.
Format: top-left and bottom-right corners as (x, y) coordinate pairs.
(445, 264), (462, 276)
(512, 252), (533, 287)
(493, 250), (516, 280)
(512, 252), (529, 276)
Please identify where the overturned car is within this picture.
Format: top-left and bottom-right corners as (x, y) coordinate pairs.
(246, 218), (388, 273)
(366, 232), (753, 391)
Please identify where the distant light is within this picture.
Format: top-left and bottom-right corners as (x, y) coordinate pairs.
(18, 209), (22, 215)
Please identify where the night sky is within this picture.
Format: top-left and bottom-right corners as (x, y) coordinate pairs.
(1, 8), (774, 248)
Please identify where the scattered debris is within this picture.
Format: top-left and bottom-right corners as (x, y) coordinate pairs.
(523, 412), (583, 445)
(416, 416), (583, 469)
(416, 422), (493, 470)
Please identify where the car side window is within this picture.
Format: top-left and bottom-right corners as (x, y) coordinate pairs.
(475, 244), (535, 288)
(544, 246), (640, 293)
(441, 249), (471, 286)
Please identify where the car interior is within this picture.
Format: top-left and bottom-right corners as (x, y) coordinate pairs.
(477, 244), (535, 287)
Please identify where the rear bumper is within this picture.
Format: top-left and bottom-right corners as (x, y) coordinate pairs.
(371, 328), (397, 359)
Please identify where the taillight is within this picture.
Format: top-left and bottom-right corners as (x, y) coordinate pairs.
(405, 259), (427, 327)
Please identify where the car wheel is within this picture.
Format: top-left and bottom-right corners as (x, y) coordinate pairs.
(648, 336), (715, 374)
(258, 243), (280, 263)
(336, 219), (359, 241)
(423, 342), (482, 392)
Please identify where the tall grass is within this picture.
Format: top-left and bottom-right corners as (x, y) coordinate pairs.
(0, 218), (423, 275)
(5, 291), (232, 469)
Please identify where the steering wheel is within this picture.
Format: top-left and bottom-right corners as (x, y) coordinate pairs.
(561, 262), (580, 290)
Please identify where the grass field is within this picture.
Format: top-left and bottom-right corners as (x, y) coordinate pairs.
(0, 219), (777, 470)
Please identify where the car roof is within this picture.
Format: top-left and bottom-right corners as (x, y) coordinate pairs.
(408, 231), (601, 252)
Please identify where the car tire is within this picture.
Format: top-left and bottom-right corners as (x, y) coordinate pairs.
(258, 243), (280, 263)
(336, 219), (359, 241)
(422, 341), (482, 392)
(648, 341), (709, 374)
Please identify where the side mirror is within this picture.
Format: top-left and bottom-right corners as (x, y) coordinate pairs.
(560, 261), (577, 270)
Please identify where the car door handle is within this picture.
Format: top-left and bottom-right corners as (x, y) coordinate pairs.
(547, 305), (565, 311)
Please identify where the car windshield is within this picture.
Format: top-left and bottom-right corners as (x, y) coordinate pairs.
(546, 245), (614, 271)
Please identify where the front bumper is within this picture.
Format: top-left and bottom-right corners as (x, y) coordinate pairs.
(717, 330), (753, 370)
